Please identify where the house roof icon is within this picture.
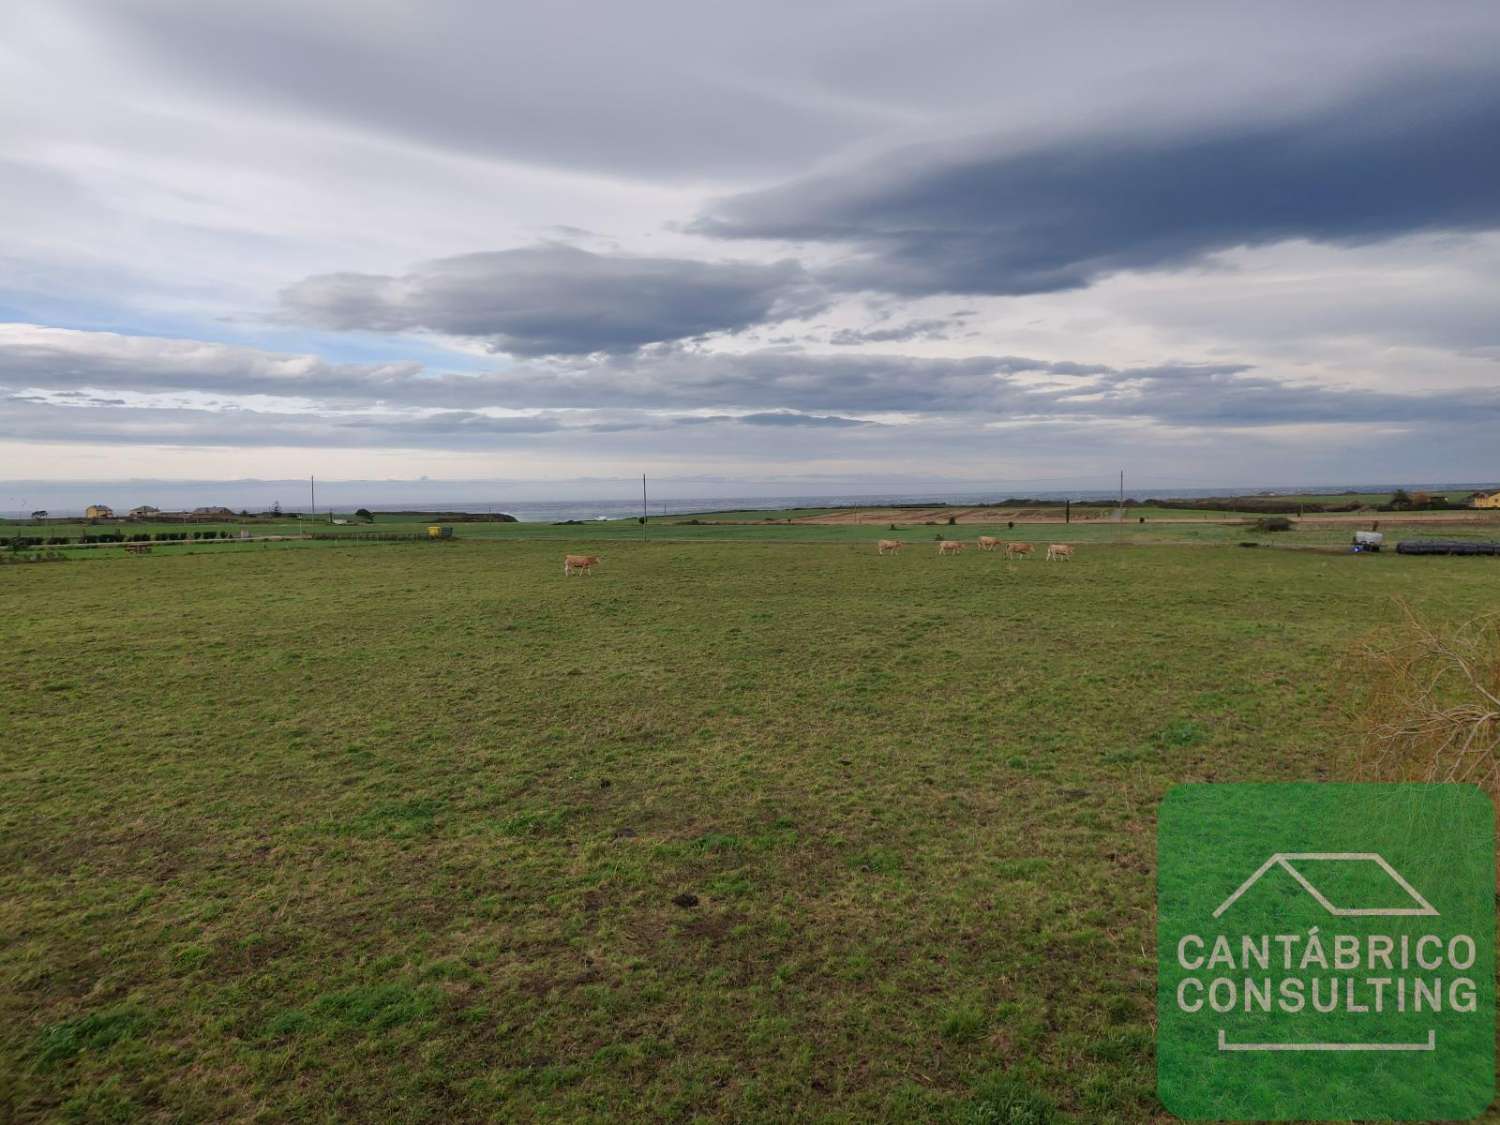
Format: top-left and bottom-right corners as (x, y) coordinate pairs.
(1213, 852), (1438, 918)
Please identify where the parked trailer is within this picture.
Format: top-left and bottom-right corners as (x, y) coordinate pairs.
(1395, 539), (1500, 556)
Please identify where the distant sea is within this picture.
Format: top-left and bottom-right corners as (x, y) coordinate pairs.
(374, 484), (1494, 524)
(9, 484), (1495, 522)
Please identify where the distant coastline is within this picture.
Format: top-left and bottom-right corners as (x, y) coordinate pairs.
(7, 483), (1497, 523)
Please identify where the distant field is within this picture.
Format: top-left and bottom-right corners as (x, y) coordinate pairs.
(4, 538), (1498, 1120)
(1259, 489), (1484, 506)
(667, 504), (1243, 523)
(8, 505), (1500, 559)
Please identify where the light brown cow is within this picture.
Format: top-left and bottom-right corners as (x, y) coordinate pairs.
(1005, 542), (1033, 559)
(1046, 543), (1074, 561)
(877, 539), (905, 554)
(937, 539), (964, 556)
(977, 535), (1000, 552)
(563, 553), (602, 576)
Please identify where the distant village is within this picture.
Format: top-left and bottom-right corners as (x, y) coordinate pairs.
(71, 504), (254, 521)
(22, 504), (296, 522)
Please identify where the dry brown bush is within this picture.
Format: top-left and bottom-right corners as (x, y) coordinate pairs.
(1343, 600), (1500, 794)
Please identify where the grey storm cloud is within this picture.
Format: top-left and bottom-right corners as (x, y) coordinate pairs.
(0, 398), (574, 448)
(692, 69), (1500, 297)
(7, 326), (1500, 438)
(280, 245), (824, 356)
(671, 411), (870, 428)
(72, 0), (885, 181)
(0, 394), (875, 450)
(499, 349), (1137, 413)
(738, 411), (869, 428)
(520, 351), (1500, 426)
(829, 318), (962, 346)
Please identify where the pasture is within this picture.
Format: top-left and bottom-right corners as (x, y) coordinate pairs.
(2, 538), (1498, 1121)
(9, 501), (1500, 562)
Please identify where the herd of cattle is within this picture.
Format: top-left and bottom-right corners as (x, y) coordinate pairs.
(562, 539), (1075, 576)
(880, 537), (1074, 560)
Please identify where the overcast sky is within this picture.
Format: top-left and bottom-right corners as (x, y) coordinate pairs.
(2, 0), (1498, 499)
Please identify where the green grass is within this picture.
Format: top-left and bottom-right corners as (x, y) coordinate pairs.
(12, 505), (1500, 564)
(1266, 489), (1485, 506)
(2, 539), (1498, 1120)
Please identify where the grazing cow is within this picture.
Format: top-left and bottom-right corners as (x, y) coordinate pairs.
(877, 539), (905, 554)
(563, 553), (602, 576)
(977, 535), (1000, 552)
(937, 539), (964, 556)
(1005, 542), (1033, 560)
(1046, 543), (1074, 561)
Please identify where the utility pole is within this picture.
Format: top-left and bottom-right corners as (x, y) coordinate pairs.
(1118, 468), (1125, 540)
(310, 475), (316, 521)
(641, 474), (647, 541)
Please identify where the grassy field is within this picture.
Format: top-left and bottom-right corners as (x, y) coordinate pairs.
(9, 504), (1500, 560)
(3, 537), (1499, 1121)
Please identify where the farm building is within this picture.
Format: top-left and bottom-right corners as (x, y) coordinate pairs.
(1469, 490), (1500, 509)
(84, 504), (114, 519)
(128, 505), (161, 518)
(191, 506), (236, 518)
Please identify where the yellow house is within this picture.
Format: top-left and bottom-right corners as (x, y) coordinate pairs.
(84, 504), (114, 519)
(1471, 491), (1500, 510)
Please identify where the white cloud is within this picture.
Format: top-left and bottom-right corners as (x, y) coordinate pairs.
(1, 0), (1498, 487)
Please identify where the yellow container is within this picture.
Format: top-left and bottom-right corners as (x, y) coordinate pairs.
(427, 525), (453, 539)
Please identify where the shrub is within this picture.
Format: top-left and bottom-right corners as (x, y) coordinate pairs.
(1255, 516), (1293, 532)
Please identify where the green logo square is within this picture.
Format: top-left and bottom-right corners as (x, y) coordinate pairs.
(1157, 783), (1494, 1120)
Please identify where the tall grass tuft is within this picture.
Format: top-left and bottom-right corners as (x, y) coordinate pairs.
(1344, 600), (1500, 793)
